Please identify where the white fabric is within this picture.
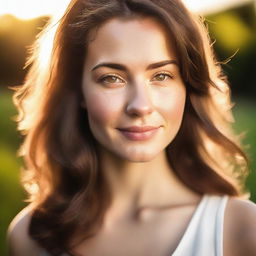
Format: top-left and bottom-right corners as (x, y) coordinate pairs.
(172, 194), (229, 256)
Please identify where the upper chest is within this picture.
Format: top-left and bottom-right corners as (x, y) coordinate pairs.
(73, 205), (197, 256)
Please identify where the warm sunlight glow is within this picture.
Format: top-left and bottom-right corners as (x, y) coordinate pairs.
(38, 24), (57, 71)
(0, 0), (71, 20)
(0, 0), (253, 20)
(183, 0), (252, 14)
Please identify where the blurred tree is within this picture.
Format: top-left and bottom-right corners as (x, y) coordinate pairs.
(207, 2), (256, 98)
(0, 15), (48, 86)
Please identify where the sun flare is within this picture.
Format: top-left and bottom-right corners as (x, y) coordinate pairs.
(0, 0), (71, 20)
(0, 0), (252, 20)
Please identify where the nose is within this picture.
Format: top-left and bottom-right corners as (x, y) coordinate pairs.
(126, 83), (154, 117)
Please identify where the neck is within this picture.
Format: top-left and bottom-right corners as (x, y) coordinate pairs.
(98, 147), (194, 214)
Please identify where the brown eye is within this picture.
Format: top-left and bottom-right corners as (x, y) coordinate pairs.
(152, 73), (173, 81)
(100, 75), (125, 84)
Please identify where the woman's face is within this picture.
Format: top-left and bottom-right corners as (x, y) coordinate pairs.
(82, 17), (186, 162)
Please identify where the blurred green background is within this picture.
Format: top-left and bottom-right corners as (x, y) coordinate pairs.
(0, 1), (255, 255)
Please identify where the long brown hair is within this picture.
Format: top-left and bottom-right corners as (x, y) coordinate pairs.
(12, 0), (249, 254)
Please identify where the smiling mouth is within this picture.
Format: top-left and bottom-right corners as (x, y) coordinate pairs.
(117, 126), (160, 141)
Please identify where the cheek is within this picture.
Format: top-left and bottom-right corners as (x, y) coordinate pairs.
(84, 90), (124, 127)
(155, 87), (186, 122)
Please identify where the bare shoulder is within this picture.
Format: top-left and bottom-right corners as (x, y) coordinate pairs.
(7, 204), (42, 256)
(224, 196), (256, 256)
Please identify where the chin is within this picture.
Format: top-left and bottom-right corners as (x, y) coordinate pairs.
(116, 150), (161, 163)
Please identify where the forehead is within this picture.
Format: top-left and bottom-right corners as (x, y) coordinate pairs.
(85, 17), (177, 66)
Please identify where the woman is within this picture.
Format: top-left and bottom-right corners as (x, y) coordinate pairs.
(7, 0), (256, 255)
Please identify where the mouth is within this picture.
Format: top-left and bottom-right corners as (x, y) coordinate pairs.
(117, 126), (161, 141)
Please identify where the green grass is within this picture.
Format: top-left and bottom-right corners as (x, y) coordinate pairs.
(0, 88), (26, 255)
(232, 98), (256, 201)
(0, 88), (255, 255)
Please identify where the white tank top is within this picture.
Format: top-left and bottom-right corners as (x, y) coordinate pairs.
(172, 194), (229, 256)
(40, 194), (229, 256)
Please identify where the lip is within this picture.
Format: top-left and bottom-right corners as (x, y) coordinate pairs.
(118, 126), (160, 132)
(117, 126), (160, 141)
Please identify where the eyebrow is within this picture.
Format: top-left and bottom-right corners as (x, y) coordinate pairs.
(91, 60), (179, 72)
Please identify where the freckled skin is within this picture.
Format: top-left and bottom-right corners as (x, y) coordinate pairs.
(82, 17), (186, 162)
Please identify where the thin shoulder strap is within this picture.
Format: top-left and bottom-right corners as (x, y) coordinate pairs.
(215, 195), (229, 256)
(172, 194), (229, 256)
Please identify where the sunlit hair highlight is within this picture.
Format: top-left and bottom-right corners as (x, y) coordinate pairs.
(11, 0), (249, 255)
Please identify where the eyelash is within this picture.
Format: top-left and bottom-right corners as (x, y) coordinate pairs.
(98, 74), (125, 84)
(152, 71), (174, 81)
(97, 71), (174, 85)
